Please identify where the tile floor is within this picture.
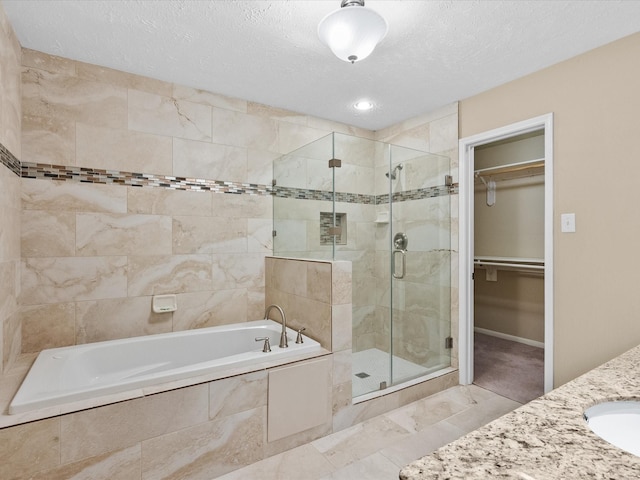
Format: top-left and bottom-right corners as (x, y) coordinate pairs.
(217, 384), (522, 480)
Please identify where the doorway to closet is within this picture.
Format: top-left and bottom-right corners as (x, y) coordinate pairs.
(458, 114), (554, 399)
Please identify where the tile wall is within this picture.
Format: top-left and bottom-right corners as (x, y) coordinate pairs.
(0, 5), (21, 373)
(17, 47), (373, 353)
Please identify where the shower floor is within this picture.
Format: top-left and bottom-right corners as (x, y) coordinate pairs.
(351, 348), (444, 398)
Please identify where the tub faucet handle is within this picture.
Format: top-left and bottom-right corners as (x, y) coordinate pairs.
(255, 337), (271, 353)
(295, 327), (306, 344)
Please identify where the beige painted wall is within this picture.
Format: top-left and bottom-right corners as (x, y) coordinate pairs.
(460, 31), (640, 386)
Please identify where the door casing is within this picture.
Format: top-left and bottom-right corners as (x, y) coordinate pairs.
(458, 113), (554, 393)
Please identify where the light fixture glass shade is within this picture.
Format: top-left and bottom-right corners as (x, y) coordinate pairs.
(318, 4), (388, 63)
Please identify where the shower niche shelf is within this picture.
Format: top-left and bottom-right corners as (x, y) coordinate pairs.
(320, 212), (347, 245)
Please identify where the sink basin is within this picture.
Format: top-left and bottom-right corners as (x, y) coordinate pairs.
(584, 401), (640, 456)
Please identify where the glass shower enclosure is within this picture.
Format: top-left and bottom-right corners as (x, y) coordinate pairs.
(273, 132), (452, 398)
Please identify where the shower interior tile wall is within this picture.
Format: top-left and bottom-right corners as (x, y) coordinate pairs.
(16, 47), (459, 355)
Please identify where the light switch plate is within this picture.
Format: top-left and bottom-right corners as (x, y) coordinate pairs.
(561, 213), (576, 233)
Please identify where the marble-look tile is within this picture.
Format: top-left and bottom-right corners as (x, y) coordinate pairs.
(312, 414), (411, 469)
(76, 123), (173, 174)
(21, 113), (76, 165)
(248, 102), (308, 126)
(22, 67), (128, 129)
(173, 216), (247, 254)
(381, 122), (430, 153)
(21, 302), (75, 352)
(1, 53), (21, 158)
(173, 289), (249, 331)
(0, 417), (61, 479)
(278, 122), (328, 155)
(247, 218), (273, 253)
(140, 407), (265, 480)
(379, 420), (466, 469)
(22, 178), (127, 213)
(264, 421), (333, 459)
(384, 386), (474, 434)
(332, 349), (352, 386)
(331, 391), (395, 433)
(128, 89), (212, 141)
(0, 204), (20, 262)
(75, 296), (172, 344)
(211, 107), (278, 151)
(216, 443), (335, 480)
(26, 445), (142, 480)
(173, 84), (247, 113)
(21, 209), (75, 257)
(173, 137), (247, 181)
(284, 295), (331, 349)
(319, 452), (402, 480)
(212, 193), (272, 219)
(332, 261), (352, 305)
(128, 186), (213, 216)
(60, 384), (209, 464)
(268, 257), (307, 297)
(211, 253), (264, 291)
(0, 260), (18, 326)
(307, 116), (373, 139)
(127, 254), (213, 296)
(307, 262), (332, 304)
(2, 309), (21, 372)
(21, 256), (127, 305)
(76, 213), (172, 256)
(429, 113), (458, 154)
(209, 370), (267, 419)
(76, 61), (172, 97)
(331, 303), (352, 352)
(21, 48), (76, 76)
(247, 148), (280, 185)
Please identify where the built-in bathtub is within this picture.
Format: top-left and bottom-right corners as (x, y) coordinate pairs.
(10, 319), (321, 415)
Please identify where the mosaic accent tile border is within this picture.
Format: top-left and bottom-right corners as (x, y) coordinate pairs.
(273, 186), (376, 204)
(1, 145), (458, 203)
(377, 184), (459, 204)
(0, 143), (21, 177)
(21, 161), (272, 195)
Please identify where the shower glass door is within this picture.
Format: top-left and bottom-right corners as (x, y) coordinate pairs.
(272, 132), (452, 399)
(387, 145), (452, 388)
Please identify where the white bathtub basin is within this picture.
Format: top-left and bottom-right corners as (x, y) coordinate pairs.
(584, 400), (640, 456)
(10, 319), (322, 415)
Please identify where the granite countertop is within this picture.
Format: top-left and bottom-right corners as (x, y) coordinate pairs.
(400, 344), (640, 479)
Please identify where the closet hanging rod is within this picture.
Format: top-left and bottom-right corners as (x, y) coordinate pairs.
(474, 260), (545, 271)
(474, 158), (544, 177)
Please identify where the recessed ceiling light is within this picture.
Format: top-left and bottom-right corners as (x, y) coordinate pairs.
(354, 100), (374, 111)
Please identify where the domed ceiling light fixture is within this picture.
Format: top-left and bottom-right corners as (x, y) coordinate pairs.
(317, 0), (388, 64)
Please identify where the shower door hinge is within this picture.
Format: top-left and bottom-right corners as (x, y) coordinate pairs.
(444, 174), (453, 186)
(328, 158), (342, 168)
(472, 272), (475, 280)
(445, 337), (453, 349)
(272, 230), (277, 237)
(272, 179), (277, 186)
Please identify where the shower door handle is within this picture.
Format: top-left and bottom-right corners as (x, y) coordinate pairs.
(392, 249), (406, 279)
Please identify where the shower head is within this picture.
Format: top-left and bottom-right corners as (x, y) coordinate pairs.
(385, 163), (404, 180)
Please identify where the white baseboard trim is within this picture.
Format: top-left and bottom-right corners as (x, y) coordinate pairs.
(474, 327), (544, 349)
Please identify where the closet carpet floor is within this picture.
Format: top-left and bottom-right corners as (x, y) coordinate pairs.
(473, 332), (544, 404)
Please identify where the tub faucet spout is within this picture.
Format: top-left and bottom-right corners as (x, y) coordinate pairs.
(264, 304), (288, 348)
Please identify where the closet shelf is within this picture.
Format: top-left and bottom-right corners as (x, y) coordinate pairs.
(475, 158), (544, 183)
(474, 256), (545, 271)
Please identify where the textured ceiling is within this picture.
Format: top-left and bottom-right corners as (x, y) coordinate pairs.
(3, 0), (640, 130)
